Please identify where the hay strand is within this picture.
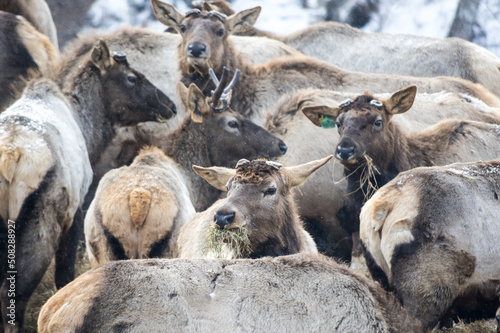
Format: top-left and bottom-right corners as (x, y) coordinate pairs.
(204, 225), (252, 258)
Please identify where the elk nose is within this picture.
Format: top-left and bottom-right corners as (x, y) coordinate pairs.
(214, 211), (235, 229)
(187, 42), (206, 57)
(279, 142), (288, 155)
(337, 145), (355, 161)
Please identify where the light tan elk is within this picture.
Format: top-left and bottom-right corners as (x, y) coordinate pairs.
(0, 40), (175, 333)
(178, 157), (330, 259)
(151, 0), (500, 128)
(302, 85), (500, 262)
(85, 147), (195, 267)
(360, 160), (500, 331)
(195, 0), (500, 97)
(0, 12), (57, 112)
(38, 254), (423, 333)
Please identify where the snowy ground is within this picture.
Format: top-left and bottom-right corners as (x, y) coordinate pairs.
(84, 0), (500, 56)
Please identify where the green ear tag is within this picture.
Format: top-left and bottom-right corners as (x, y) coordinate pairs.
(320, 115), (335, 129)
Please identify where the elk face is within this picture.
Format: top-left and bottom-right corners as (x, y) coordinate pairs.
(194, 156), (332, 237)
(302, 85), (417, 168)
(91, 40), (177, 126)
(151, 0), (260, 76)
(182, 68), (287, 167)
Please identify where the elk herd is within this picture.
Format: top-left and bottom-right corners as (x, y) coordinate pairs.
(1, 0), (500, 332)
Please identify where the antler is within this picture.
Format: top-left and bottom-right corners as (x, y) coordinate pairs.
(208, 66), (241, 111)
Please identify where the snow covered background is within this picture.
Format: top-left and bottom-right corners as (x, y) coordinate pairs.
(83, 0), (500, 57)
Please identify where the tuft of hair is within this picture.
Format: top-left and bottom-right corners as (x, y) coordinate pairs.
(204, 225), (252, 258)
(233, 159), (280, 184)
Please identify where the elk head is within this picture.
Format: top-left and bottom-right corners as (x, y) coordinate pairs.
(193, 156), (332, 233)
(91, 40), (177, 125)
(302, 85), (417, 169)
(179, 67), (287, 167)
(151, 0), (260, 76)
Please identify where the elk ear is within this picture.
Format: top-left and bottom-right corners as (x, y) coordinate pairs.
(151, 0), (185, 31)
(384, 85), (417, 115)
(302, 105), (341, 129)
(226, 6), (261, 34)
(201, 2), (215, 12)
(91, 40), (113, 70)
(193, 165), (236, 191)
(283, 155), (333, 188)
(187, 83), (211, 123)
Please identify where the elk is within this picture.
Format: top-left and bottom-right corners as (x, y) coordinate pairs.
(38, 253), (423, 333)
(151, 0), (500, 128)
(360, 160), (500, 331)
(85, 68), (286, 266)
(84, 147), (195, 267)
(195, 0), (500, 97)
(0, 12), (58, 112)
(0, 40), (175, 332)
(0, 0), (59, 50)
(177, 156), (331, 259)
(267, 87), (500, 261)
(302, 85), (500, 259)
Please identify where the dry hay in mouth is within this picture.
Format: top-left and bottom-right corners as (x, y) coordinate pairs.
(343, 154), (381, 202)
(204, 225), (252, 258)
(359, 154), (381, 201)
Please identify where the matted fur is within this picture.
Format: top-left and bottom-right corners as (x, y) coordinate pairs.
(38, 254), (423, 333)
(360, 160), (500, 330)
(85, 147), (195, 267)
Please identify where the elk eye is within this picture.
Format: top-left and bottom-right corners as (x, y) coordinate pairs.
(180, 24), (186, 33)
(216, 27), (225, 36)
(264, 187), (277, 196)
(127, 75), (137, 84)
(374, 119), (382, 128)
(228, 120), (239, 128)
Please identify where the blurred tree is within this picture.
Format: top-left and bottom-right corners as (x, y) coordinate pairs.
(46, 0), (95, 47)
(448, 0), (481, 41)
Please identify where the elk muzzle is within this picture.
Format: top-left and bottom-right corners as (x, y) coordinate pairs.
(187, 42), (207, 58)
(336, 143), (356, 161)
(214, 211), (235, 229)
(279, 142), (288, 155)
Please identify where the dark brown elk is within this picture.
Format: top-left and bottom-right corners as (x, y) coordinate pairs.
(194, 0), (500, 97)
(178, 156), (331, 259)
(303, 85), (500, 260)
(0, 11), (57, 112)
(38, 254), (423, 333)
(0, 0), (59, 50)
(84, 69), (286, 266)
(268, 88), (500, 261)
(151, 0), (500, 128)
(360, 160), (500, 331)
(0, 40), (175, 332)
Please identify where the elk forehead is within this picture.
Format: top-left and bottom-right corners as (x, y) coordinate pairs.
(233, 160), (282, 184)
(339, 94), (382, 114)
(185, 9), (227, 22)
